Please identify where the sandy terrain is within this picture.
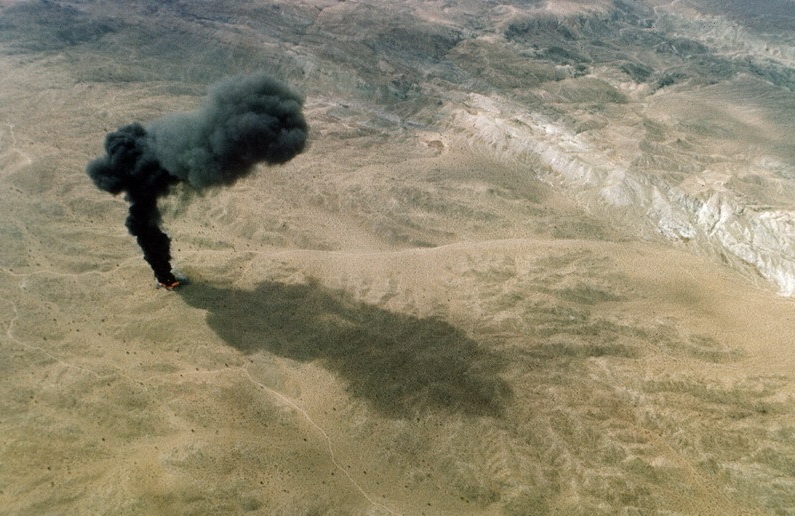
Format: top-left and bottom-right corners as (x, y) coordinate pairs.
(2, 1), (795, 514)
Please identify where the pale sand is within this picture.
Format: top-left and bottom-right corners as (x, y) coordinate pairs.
(4, 126), (794, 514)
(2, 1), (795, 514)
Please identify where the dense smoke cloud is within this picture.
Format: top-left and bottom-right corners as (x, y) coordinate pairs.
(87, 73), (308, 288)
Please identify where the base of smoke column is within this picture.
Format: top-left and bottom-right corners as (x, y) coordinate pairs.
(156, 275), (189, 291)
(157, 280), (182, 291)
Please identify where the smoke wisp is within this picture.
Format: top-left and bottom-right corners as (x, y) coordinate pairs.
(87, 73), (308, 287)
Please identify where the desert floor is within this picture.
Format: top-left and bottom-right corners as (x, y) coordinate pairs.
(2, 1), (795, 514)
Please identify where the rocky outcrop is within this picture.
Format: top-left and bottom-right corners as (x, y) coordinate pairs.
(447, 90), (795, 295)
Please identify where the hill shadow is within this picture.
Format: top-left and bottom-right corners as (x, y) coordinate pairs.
(178, 279), (511, 419)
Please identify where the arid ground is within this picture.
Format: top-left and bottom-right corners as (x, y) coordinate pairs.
(2, 1), (795, 514)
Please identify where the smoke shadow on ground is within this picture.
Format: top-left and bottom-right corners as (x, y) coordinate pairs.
(178, 279), (512, 419)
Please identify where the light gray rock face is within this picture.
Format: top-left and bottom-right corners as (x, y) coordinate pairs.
(417, 1), (795, 295)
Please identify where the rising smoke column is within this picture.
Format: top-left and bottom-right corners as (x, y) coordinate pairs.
(87, 73), (308, 287)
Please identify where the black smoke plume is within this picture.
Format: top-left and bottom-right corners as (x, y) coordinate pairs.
(87, 73), (308, 287)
